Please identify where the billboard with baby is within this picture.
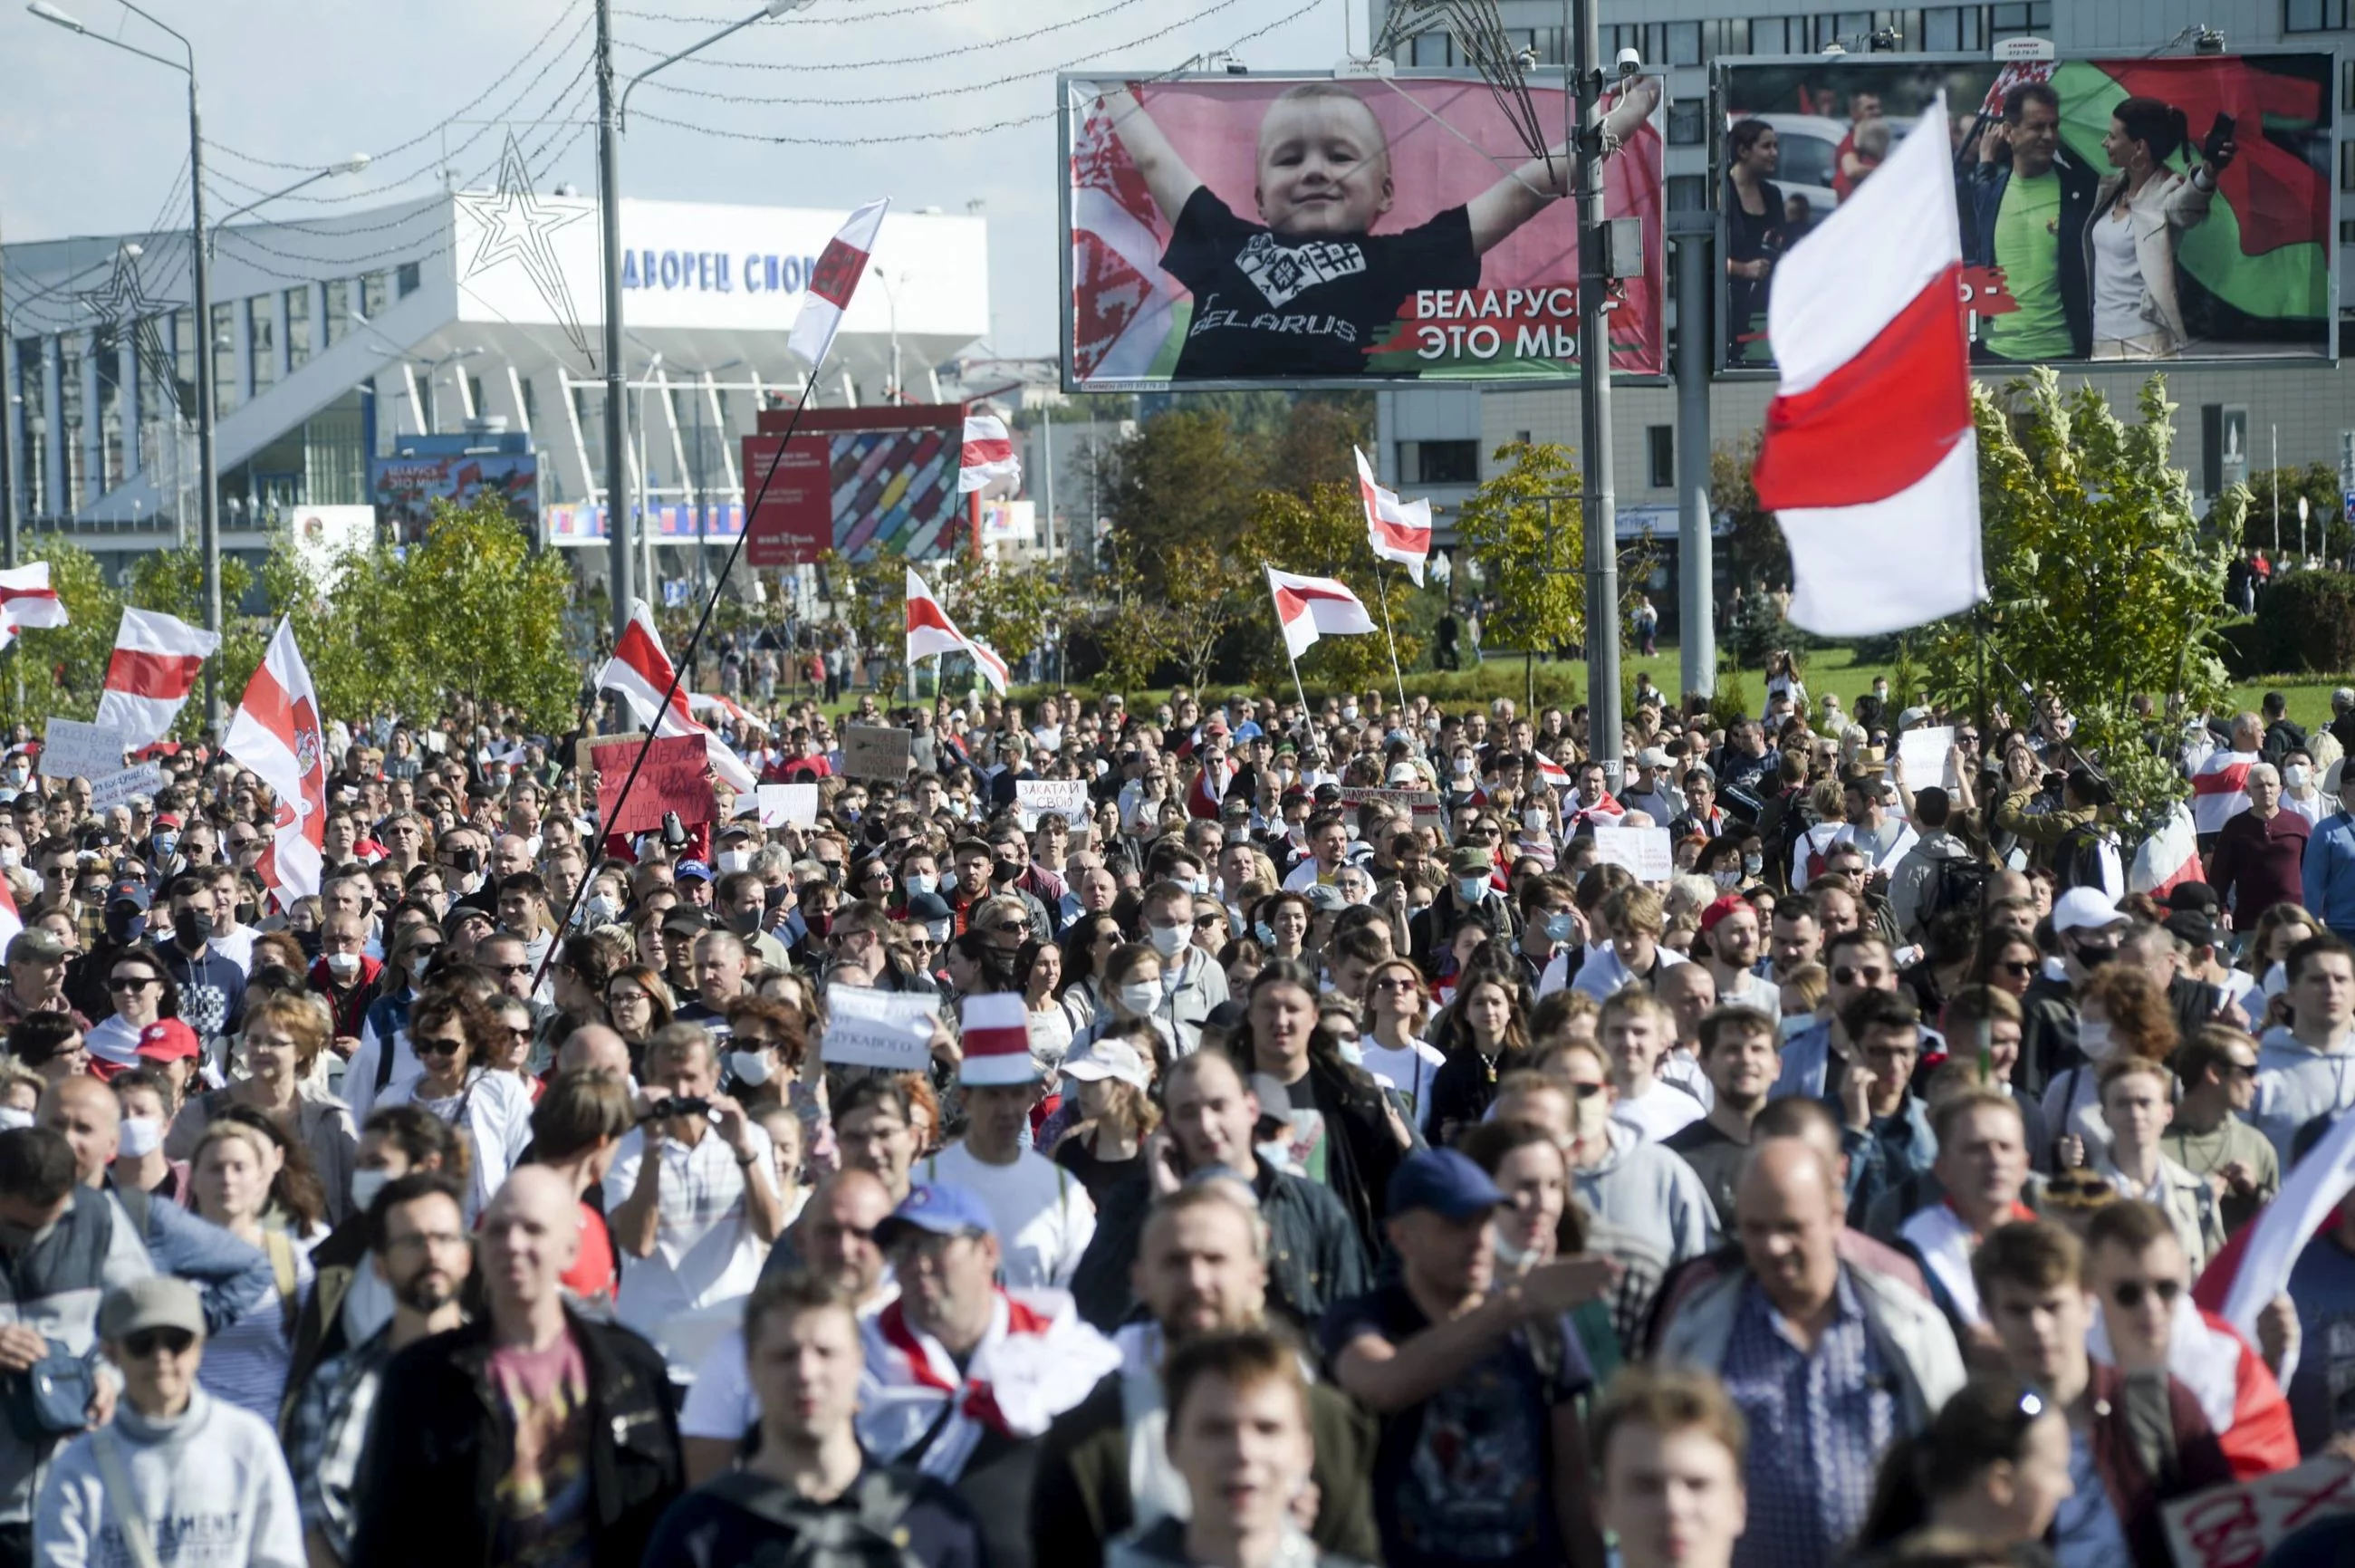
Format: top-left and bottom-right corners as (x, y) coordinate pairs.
(1061, 71), (1667, 390)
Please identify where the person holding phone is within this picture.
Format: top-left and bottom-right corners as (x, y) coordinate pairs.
(2087, 95), (2236, 359)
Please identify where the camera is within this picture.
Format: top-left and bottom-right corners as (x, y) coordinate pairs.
(643, 1096), (713, 1123)
(1615, 46), (1642, 80)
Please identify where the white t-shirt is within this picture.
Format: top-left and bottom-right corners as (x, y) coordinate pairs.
(608, 1118), (779, 1347)
(923, 1142), (1097, 1291)
(1355, 1036), (1447, 1130)
(375, 1068), (535, 1222)
(1611, 1079), (1706, 1144)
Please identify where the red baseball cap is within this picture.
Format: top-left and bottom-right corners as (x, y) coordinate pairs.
(1698, 895), (1751, 935)
(135, 1019), (201, 1064)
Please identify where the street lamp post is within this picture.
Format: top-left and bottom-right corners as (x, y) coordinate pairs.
(208, 154), (370, 255)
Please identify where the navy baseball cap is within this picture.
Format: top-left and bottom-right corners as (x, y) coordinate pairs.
(1387, 1149), (1507, 1221)
(875, 1182), (997, 1246)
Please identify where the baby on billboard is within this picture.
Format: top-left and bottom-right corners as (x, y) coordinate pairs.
(1102, 76), (1658, 380)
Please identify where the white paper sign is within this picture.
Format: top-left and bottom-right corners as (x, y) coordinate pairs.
(41, 718), (128, 782)
(1015, 779), (1090, 829)
(1589, 823), (1674, 881)
(1895, 726), (1958, 790)
(821, 986), (941, 1071)
(757, 783), (819, 828)
(89, 763), (168, 813)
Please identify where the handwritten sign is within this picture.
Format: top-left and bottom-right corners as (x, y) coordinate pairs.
(2163, 1455), (2355, 1568)
(1895, 725), (1958, 790)
(757, 783), (819, 828)
(89, 763), (168, 814)
(841, 726), (912, 782)
(589, 734), (715, 835)
(1338, 785), (1444, 832)
(1015, 779), (1090, 830)
(1588, 823), (1675, 882)
(821, 986), (941, 1071)
(40, 719), (127, 783)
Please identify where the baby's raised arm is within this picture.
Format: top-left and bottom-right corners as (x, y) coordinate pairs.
(1101, 85), (1203, 225)
(1466, 77), (1660, 255)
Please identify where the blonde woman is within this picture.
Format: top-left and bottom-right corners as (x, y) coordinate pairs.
(167, 993), (358, 1223)
(189, 1119), (313, 1422)
(1052, 1029), (1160, 1203)
(1356, 957), (1447, 1130)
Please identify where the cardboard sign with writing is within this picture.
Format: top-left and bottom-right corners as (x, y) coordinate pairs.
(1588, 823), (1675, 882)
(1894, 725), (1959, 790)
(1338, 785), (1445, 832)
(2163, 1455), (2355, 1568)
(589, 734), (716, 836)
(1015, 779), (1091, 830)
(41, 718), (127, 783)
(757, 783), (820, 828)
(89, 763), (168, 813)
(841, 726), (912, 782)
(821, 986), (941, 1072)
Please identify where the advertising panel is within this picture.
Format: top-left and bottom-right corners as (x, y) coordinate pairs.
(1716, 53), (2335, 372)
(368, 433), (541, 541)
(742, 405), (965, 565)
(1062, 71), (1666, 390)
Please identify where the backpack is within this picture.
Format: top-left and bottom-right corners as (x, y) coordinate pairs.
(1920, 854), (1989, 928)
(2052, 824), (2118, 897)
(702, 1466), (933, 1568)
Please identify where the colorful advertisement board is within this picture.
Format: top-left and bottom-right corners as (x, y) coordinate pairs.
(367, 433), (541, 541)
(1061, 71), (1666, 390)
(1716, 53), (2335, 372)
(741, 405), (965, 565)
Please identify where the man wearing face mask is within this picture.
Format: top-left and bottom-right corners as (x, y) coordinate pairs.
(1136, 882), (1230, 1056)
(2020, 889), (2129, 1098)
(308, 919), (382, 1044)
(155, 872), (245, 1067)
(986, 825), (1062, 938)
(64, 880), (154, 1025)
(1407, 847), (1514, 980)
(713, 869), (791, 973)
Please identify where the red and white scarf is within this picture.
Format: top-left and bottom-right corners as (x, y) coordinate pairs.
(856, 1288), (1120, 1480)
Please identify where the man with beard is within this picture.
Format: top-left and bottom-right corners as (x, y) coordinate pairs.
(285, 1172), (471, 1567)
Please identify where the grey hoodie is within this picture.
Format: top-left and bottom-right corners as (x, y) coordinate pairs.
(1573, 1122), (1719, 1266)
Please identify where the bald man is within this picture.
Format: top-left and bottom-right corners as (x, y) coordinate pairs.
(352, 1166), (686, 1567)
(1658, 1139), (1963, 1567)
(553, 1024), (634, 1085)
(38, 1077), (274, 1336)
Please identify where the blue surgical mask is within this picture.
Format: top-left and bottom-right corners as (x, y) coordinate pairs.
(1254, 920), (1276, 947)
(1544, 911), (1578, 944)
(1456, 875), (1487, 903)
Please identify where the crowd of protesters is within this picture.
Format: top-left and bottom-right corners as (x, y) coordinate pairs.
(2, 649), (2355, 1568)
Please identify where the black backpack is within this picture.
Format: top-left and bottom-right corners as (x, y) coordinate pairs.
(1920, 854), (1988, 928)
(2052, 824), (2114, 895)
(701, 1467), (933, 1568)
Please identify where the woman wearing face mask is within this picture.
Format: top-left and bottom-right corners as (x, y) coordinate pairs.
(721, 995), (818, 1131)
(84, 954), (180, 1075)
(1354, 957), (1446, 1131)
(2042, 963), (2180, 1169)
(167, 994), (359, 1223)
(374, 988), (536, 1221)
(1055, 913), (1123, 1037)
(1081, 943), (1178, 1060)
(1015, 938), (1074, 1073)
(1851, 1375), (2072, 1557)
(1426, 969), (1533, 1145)
(189, 1117), (324, 1422)
(1514, 790), (1559, 870)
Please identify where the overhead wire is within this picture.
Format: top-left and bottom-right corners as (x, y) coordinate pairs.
(614, 0), (1154, 72)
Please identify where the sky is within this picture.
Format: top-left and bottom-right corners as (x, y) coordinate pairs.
(0, 0), (1360, 359)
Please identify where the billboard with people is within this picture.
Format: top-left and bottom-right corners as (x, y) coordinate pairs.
(1061, 71), (1666, 390)
(1716, 53), (2335, 372)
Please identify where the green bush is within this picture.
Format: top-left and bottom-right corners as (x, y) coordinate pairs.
(2216, 615), (2266, 680)
(2253, 572), (2355, 676)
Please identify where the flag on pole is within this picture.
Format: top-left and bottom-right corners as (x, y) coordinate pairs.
(224, 618), (328, 904)
(594, 600), (759, 794)
(94, 609), (219, 751)
(1355, 447), (1432, 586)
(788, 198), (889, 370)
(904, 569), (1008, 695)
(958, 414), (1022, 497)
(1265, 566), (1376, 660)
(0, 563), (67, 630)
(2128, 802), (2206, 899)
(1750, 95), (1985, 637)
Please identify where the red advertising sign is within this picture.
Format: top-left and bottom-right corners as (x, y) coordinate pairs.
(742, 435), (834, 566)
(590, 734), (716, 835)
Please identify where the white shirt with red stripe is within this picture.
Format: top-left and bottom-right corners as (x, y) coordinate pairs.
(2192, 749), (2260, 836)
(857, 1286), (1120, 1481)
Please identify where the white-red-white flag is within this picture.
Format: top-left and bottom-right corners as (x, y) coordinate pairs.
(788, 197), (889, 370)
(1265, 566), (1376, 660)
(1752, 96), (1984, 637)
(0, 564), (67, 631)
(958, 414), (1022, 498)
(2129, 802), (2206, 899)
(224, 617), (327, 904)
(94, 609), (219, 750)
(1355, 447), (1431, 586)
(0, 873), (23, 960)
(594, 601), (758, 794)
(687, 691), (770, 736)
(905, 568), (1008, 695)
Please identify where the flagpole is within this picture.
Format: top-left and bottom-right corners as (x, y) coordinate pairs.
(1264, 562), (1316, 732)
(539, 369), (824, 985)
(1371, 559), (1408, 717)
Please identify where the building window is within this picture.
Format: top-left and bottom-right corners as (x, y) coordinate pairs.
(136, 317), (172, 425)
(396, 261), (421, 299)
(211, 302), (237, 417)
(1665, 20), (1702, 64)
(1749, 16), (1802, 53)
(466, 373), (485, 422)
(2341, 139), (2355, 192)
(14, 338), (46, 519)
(360, 271), (388, 322)
(520, 376), (539, 429)
(94, 326), (123, 494)
(247, 297), (275, 397)
(1716, 18), (1750, 53)
(58, 332), (83, 514)
(1408, 31), (1453, 66)
(1668, 174), (1706, 211)
(323, 280), (351, 347)
(284, 287), (312, 371)
(2341, 217), (2355, 245)
(171, 308), (197, 414)
(1668, 99), (1706, 146)
(1399, 439), (1478, 486)
(1987, 2), (2052, 34)
(1647, 426), (1675, 490)
(2290, 0), (2352, 30)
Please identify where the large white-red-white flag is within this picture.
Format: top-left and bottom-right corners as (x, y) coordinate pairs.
(1354, 447), (1431, 586)
(94, 609), (219, 750)
(788, 198), (889, 370)
(958, 414), (1022, 498)
(0, 564), (68, 632)
(224, 618), (327, 904)
(594, 601), (758, 794)
(1265, 566), (1377, 660)
(905, 568), (1008, 695)
(1751, 97), (1985, 637)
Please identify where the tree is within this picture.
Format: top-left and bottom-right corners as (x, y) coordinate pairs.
(1155, 540), (1248, 695)
(0, 539), (123, 733)
(2236, 462), (2350, 563)
(1455, 441), (1588, 661)
(1100, 409), (1266, 595)
(921, 555), (1067, 668)
(815, 546), (909, 700)
(1708, 434), (1793, 592)
(1238, 482), (1421, 696)
(1919, 371), (2231, 822)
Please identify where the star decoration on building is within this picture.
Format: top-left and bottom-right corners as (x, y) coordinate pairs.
(454, 130), (595, 363)
(79, 242), (184, 419)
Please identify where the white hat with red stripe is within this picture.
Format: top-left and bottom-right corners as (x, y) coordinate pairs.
(958, 992), (1036, 1087)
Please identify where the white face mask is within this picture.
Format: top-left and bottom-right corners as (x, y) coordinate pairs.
(1117, 982), (1160, 1017)
(716, 849), (754, 876)
(326, 952), (362, 980)
(0, 1107), (34, 1132)
(118, 1116), (163, 1159)
(1148, 922), (1188, 959)
(2285, 765), (2312, 790)
(582, 894), (619, 926)
(2077, 1021), (2116, 1062)
(349, 1168), (391, 1211)
(727, 1049), (774, 1087)
(904, 873), (937, 899)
